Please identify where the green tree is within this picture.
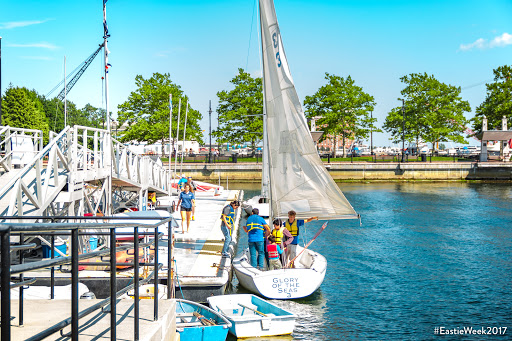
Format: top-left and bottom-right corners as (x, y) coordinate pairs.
(384, 73), (470, 153)
(472, 65), (512, 133)
(304, 73), (377, 157)
(1, 85), (50, 141)
(214, 68), (263, 153)
(117, 73), (203, 156)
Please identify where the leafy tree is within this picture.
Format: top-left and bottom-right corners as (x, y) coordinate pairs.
(1, 85), (49, 142)
(117, 73), (203, 156)
(384, 72), (470, 153)
(214, 68), (263, 153)
(472, 65), (512, 133)
(304, 73), (377, 157)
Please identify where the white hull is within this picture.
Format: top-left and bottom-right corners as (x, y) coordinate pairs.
(233, 246), (326, 299)
(208, 294), (296, 338)
(243, 195), (270, 217)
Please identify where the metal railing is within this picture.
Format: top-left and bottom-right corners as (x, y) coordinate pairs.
(0, 215), (175, 341)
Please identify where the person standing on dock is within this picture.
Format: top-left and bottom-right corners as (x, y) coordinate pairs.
(284, 210), (318, 267)
(177, 184), (195, 233)
(243, 208), (271, 270)
(187, 176), (197, 220)
(220, 200), (240, 257)
(178, 174), (188, 191)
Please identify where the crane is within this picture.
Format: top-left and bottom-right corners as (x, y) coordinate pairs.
(46, 43), (104, 100)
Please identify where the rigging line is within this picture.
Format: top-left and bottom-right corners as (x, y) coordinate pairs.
(245, 0), (257, 71)
(461, 79), (493, 90)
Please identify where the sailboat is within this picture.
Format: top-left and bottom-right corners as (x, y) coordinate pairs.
(233, 0), (359, 299)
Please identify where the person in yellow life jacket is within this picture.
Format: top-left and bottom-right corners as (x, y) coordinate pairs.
(267, 235), (283, 270)
(220, 200), (240, 257)
(284, 210), (318, 267)
(271, 218), (293, 266)
(243, 208), (270, 269)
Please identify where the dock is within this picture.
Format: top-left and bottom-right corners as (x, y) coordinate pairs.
(170, 189), (243, 302)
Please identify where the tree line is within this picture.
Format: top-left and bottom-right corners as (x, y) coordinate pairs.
(215, 65), (512, 157)
(2, 65), (510, 156)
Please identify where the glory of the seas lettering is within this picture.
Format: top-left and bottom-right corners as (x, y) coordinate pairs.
(272, 277), (300, 297)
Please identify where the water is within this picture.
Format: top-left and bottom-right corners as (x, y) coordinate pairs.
(228, 182), (512, 340)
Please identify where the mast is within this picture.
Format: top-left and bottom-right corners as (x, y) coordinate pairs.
(169, 93), (173, 187)
(64, 56), (67, 127)
(174, 98), (181, 176)
(259, 0), (270, 204)
(103, 0), (112, 215)
(180, 101), (189, 175)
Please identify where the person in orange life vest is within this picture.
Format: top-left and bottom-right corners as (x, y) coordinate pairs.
(267, 235), (283, 270)
(284, 210), (318, 267)
(270, 218), (293, 266)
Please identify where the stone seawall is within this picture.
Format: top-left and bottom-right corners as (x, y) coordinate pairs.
(179, 162), (512, 182)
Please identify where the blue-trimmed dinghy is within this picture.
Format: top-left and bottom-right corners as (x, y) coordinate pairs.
(175, 299), (231, 341)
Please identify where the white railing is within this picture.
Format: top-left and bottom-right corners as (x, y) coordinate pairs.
(0, 126), (44, 172)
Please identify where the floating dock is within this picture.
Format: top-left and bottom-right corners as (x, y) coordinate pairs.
(170, 189), (243, 302)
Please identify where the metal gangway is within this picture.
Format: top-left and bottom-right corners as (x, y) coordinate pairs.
(0, 125), (170, 218)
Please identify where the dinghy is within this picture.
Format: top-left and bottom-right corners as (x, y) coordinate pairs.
(208, 294), (296, 338)
(233, 0), (359, 299)
(175, 299), (231, 341)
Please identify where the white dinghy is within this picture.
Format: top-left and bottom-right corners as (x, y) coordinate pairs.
(233, 0), (359, 300)
(208, 294), (296, 338)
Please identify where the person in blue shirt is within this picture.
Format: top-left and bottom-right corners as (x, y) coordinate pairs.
(243, 208), (270, 269)
(177, 183), (195, 233)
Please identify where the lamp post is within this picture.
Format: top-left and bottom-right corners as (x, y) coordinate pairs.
(208, 100), (212, 164)
(0, 36), (2, 126)
(401, 99), (406, 162)
(370, 111), (373, 156)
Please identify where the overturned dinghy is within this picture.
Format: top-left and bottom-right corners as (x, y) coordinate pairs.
(208, 294), (296, 338)
(232, 246), (327, 299)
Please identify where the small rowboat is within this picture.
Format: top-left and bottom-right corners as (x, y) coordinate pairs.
(207, 294), (296, 338)
(175, 299), (231, 341)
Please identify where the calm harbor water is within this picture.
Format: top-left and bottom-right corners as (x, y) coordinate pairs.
(228, 182), (512, 340)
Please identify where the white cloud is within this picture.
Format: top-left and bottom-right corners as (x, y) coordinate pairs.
(0, 19), (52, 29)
(489, 32), (512, 48)
(460, 32), (512, 51)
(459, 38), (487, 51)
(7, 42), (58, 49)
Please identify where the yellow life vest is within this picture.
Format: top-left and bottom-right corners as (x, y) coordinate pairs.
(247, 222), (264, 232)
(271, 228), (284, 245)
(285, 219), (299, 236)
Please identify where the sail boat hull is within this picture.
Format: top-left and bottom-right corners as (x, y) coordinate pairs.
(233, 246), (326, 299)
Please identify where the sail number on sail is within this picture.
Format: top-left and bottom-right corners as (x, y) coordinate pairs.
(272, 32), (282, 67)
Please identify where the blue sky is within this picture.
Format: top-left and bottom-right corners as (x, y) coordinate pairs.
(1, 0), (511, 147)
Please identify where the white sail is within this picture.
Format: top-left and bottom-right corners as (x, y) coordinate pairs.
(259, 0), (358, 220)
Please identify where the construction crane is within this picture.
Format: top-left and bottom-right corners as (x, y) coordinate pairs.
(46, 43), (104, 100)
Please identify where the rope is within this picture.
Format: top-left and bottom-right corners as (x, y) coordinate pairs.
(245, 0), (257, 71)
(173, 259), (186, 300)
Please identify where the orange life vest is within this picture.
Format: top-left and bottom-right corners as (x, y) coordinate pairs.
(267, 243), (279, 259)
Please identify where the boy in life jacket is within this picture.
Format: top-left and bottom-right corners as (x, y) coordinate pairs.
(267, 235), (283, 270)
(271, 218), (294, 266)
(284, 210), (318, 267)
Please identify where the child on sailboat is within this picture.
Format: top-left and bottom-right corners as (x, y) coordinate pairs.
(267, 235), (283, 270)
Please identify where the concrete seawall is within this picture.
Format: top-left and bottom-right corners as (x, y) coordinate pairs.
(178, 162), (512, 182)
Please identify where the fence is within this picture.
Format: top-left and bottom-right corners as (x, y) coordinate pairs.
(0, 215), (175, 341)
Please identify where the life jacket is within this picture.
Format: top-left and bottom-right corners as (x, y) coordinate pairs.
(271, 228), (284, 245)
(247, 221), (264, 233)
(285, 219), (299, 236)
(221, 205), (235, 235)
(267, 244), (279, 259)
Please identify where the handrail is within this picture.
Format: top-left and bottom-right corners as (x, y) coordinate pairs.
(1, 214), (175, 341)
(0, 126), (70, 198)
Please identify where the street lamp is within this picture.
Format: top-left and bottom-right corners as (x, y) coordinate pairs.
(208, 100), (212, 164)
(400, 99), (406, 162)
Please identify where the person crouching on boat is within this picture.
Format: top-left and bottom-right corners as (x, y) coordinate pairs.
(284, 210), (318, 267)
(243, 208), (270, 270)
(271, 218), (294, 266)
(177, 184), (195, 233)
(220, 200), (240, 257)
(267, 235), (283, 270)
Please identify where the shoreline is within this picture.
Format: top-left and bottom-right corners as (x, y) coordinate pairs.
(176, 162), (512, 182)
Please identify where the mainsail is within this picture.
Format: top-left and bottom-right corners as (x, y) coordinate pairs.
(259, 0), (358, 220)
